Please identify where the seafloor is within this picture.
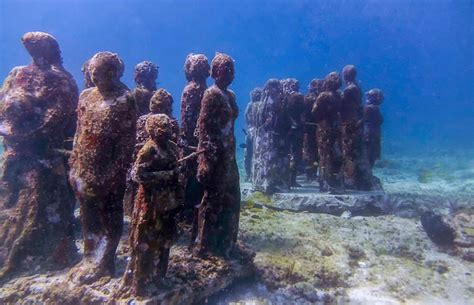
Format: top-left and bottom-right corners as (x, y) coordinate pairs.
(1, 149), (473, 304)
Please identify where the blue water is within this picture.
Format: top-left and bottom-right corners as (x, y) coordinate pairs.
(1, 0), (473, 154)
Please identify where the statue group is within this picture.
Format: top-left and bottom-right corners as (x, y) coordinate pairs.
(245, 66), (384, 194)
(0, 32), (241, 296)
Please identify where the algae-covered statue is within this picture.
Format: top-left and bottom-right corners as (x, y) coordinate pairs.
(244, 87), (262, 182)
(364, 89), (384, 168)
(252, 79), (290, 193)
(0, 32), (78, 282)
(123, 88), (178, 215)
(179, 54), (210, 224)
(303, 78), (323, 181)
(69, 51), (136, 283)
(132, 61), (158, 116)
(341, 65), (373, 190)
(281, 78), (305, 187)
(194, 53), (240, 257)
(123, 114), (180, 296)
(81, 58), (94, 89)
(312, 72), (343, 192)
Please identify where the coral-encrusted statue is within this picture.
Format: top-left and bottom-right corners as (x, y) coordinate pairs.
(194, 53), (240, 257)
(281, 78), (305, 187)
(81, 58), (94, 89)
(312, 72), (343, 192)
(69, 51), (136, 283)
(303, 78), (323, 181)
(244, 87), (262, 182)
(341, 65), (373, 190)
(0, 32), (78, 282)
(364, 89), (384, 168)
(179, 54), (209, 222)
(123, 114), (180, 296)
(132, 61), (158, 116)
(123, 88), (178, 216)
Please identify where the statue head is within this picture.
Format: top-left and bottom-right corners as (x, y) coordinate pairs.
(342, 65), (357, 83)
(323, 72), (341, 91)
(250, 87), (263, 102)
(184, 53), (210, 82)
(146, 113), (173, 143)
(263, 78), (282, 100)
(149, 88), (173, 115)
(308, 78), (324, 95)
(366, 89), (384, 105)
(89, 51), (124, 92)
(22, 32), (62, 67)
(211, 52), (234, 89)
(134, 61), (158, 91)
(281, 78), (300, 95)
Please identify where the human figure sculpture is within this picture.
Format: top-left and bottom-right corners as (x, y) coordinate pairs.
(69, 51), (136, 283)
(252, 79), (290, 194)
(303, 78), (323, 181)
(123, 114), (180, 296)
(123, 88), (178, 215)
(0, 32), (78, 282)
(281, 78), (305, 187)
(179, 54), (210, 225)
(341, 65), (373, 190)
(312, 72), (343, 192)
(364, 89), (384, 168)
(132, 61), (158, 116)
(244, 87), (262, 182)
(81, 58), (94, 89)
(194, 53), (240, 257)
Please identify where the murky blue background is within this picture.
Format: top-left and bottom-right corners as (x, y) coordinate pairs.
(1, 0), (472, 156)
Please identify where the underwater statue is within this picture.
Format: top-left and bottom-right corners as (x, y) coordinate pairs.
(123, 88), (178, 216)
(69, 51), (136, 283)
(0, 32), (78, 282)
(132, 61), (159, 116)
(244, 87), (263, 182)
(123, 114), (180, 296)
(193, 53), (240, 257)
(81, 58), (94, 89)
(281, 78), (305, 187)
(179, 54), (209, 225)
(252, 79), (291, 193)
(364, 89), (384, 168)
(303, 78), (323, 181)
(312, 72), (343, 192)
(341, 65), (373, 190)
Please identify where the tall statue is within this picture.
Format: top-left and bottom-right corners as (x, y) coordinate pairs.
(122, 114), (180, 296)
(341, 65), (373, 190)
(0, 32), (78, 282)
(179, 54), (210, 224)
(69, 51), (136, 283)
(244, 87), (262, 182)
(281, 78), (305, 187)
(312, 72), (343, 192)
(193, 53), (240, 257)
(123, 88), (178, 215)
(252, 79), (290, 193)
(303, 79), (323, 181)
(132, 61), (158, 116)
(364, 89), (384, 168)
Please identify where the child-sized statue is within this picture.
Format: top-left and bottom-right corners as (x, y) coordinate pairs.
(132, 61), (159, 116)
(303, 79), (323, 181)
(123, 88), (178, 215)
(244, 87), (262, 182)
(0, 32), (78, 282)
(69, 51), (136, 283)
(341, 65), (373, 190)
(312, 72), (343, 192)
(364, 89), (384, 168)
(194, 53), (240, 258)
(123, 114), (180, 296)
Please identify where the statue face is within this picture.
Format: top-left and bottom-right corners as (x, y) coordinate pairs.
(342, 65), (357, 83)
(89, 52), (123, 91)
(211, 53), (234, 88)
(185, 54), (210, 81)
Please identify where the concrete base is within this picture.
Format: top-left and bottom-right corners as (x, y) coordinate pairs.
(242, 178), (386, 216)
